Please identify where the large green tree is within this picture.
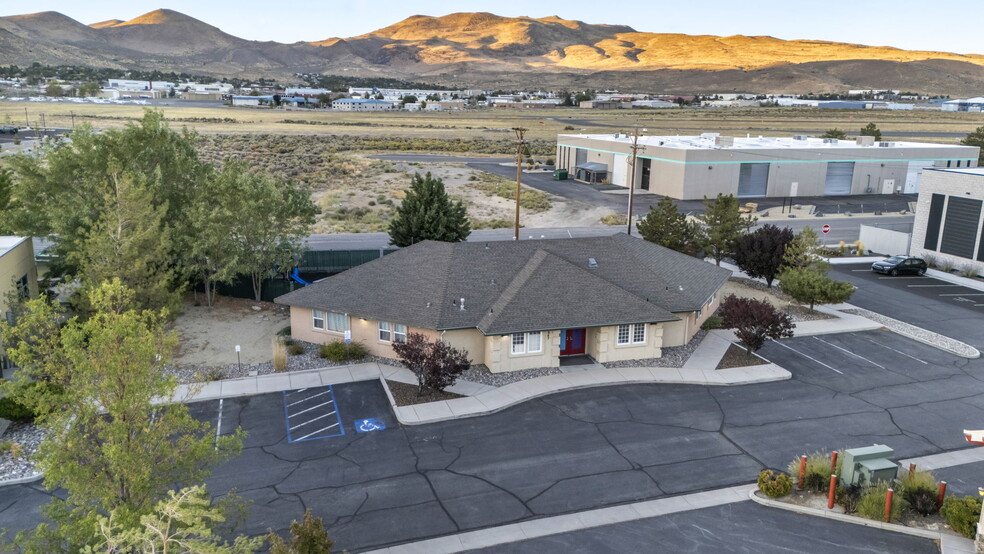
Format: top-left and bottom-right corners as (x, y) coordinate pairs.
(636, 196), (704, 256)
(0, 280), (244, 550)
(782, 227), (828, 271)
(860, 122), (883, 141)
(389, 172), (470, 247)
(219, 162), (318, 301)
(0, 166), (12, 234)
(777, 267), (855, 311)
(697, 194), (757, 266)
(961, 125), (984, 166)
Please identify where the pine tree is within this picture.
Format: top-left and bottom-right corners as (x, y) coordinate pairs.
(697, 194), (757, 266)
(782, 227), (828, 272)
(778, 267), (855, 311)
(860, 122), (882, 141)
(388, 172), (470, 247)
(961, 125), (984, 166)
(636, 196), (703, 256)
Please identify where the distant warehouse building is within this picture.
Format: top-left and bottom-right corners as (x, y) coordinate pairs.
(556, 133), (980, 199)
(911, 168), (984, 276)
(332, 98), (394, 111)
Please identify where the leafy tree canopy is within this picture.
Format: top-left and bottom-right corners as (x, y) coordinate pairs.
(636, 196), (703, 256)
(733, 224), (794, 287)
(697, 194), (757, 265)
(961, 125), (984, 166)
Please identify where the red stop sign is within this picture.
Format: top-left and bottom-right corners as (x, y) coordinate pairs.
(822, 224), (830, 234)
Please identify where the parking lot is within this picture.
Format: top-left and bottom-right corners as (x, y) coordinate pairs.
(830, 263), (984, 346)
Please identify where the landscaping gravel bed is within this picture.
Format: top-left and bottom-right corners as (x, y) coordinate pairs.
(459, 364), (561, 387)
(603, 330), (707, 369)
(728, 277), (833, 322)
(163, 340), (369, 383)
(841, 308), (980, 358)
(0, 422), (44, 483)
(385, 380), (464, 407)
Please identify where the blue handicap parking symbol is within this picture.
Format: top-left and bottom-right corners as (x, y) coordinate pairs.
(355, 418), (386, 433)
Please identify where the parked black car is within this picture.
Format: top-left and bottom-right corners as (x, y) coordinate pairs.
(871, 256), (927, 276)
(0, 126), (18, 134)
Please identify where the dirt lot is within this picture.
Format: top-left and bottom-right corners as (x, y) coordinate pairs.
(720, 277), (834, 321)
(169, 295), (289, 367)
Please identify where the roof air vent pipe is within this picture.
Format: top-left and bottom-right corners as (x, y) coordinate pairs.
(460, 297), (465, 311)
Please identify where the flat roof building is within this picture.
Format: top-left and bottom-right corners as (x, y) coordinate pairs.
(911, 167), (984, 276)
(556, 133), (980, 200)
(332, 98), (394, 111)
(0, 236), (38, 318)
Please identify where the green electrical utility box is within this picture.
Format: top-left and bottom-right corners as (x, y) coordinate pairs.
(841, 444), (897, 487)
(553, 169), (568, 181)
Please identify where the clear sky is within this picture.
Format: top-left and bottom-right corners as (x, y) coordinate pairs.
(5, 0), (982, 55)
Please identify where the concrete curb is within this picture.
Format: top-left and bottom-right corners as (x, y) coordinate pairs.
(840, 306), (981, 359)
(0, 473), (44, 487)
(748, 490), (975, 554)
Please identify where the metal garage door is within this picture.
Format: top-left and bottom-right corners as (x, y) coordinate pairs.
(940, 196), (983, 259)
(824, 162), (855, 195)
(737, 163), (769, 197)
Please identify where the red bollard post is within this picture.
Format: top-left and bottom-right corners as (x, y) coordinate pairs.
(831, 451), (839, 473)
(798, 455), (807, 490)
(827, 474), (837, 509)
(938, 481), (947, 509)
(884, 488), (894, 522)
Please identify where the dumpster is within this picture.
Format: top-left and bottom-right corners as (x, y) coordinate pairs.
(553, 169), (568, 181)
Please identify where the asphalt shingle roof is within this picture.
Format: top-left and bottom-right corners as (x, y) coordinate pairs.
(276, 233), (731, 335)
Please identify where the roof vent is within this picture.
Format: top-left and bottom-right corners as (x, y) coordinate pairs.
(490, 279), (497, 285)
(460, 297), (465, 311)
(588, 257), (598, 268)
(426, 302), (432, 308)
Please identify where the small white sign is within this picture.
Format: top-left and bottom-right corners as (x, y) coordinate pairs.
(344, 330), (352, 343)
(235, 345), (241, 352)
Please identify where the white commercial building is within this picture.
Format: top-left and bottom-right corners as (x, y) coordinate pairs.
(556, 133), (980, 200)
(107, 79), (175, 91)
(331, 98), (394, 111)
(911, 168), (984, 275)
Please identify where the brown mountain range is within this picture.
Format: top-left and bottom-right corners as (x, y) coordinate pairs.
(1, 9), (983, 94)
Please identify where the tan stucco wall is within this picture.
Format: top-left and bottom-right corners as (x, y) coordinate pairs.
(0, 238), (38, 314)
(289, 307), (442, 359)
(588, 324), (664, 363)
(484, 331), (560, 373)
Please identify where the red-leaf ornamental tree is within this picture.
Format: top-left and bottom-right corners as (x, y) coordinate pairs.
(733, 224), (794, 287)
(391, 332), (471, 395)
(718, 294), (795, 355)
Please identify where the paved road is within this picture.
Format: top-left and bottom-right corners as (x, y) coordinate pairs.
(468, 502), (938, 554)
(830, 263), (984, 347)
(5, 331), (980, 551)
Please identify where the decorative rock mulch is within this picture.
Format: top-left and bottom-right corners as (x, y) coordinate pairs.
(0, 422), (45, 483)
(603, 329), (707, 369)
(459, 364), (561, 387)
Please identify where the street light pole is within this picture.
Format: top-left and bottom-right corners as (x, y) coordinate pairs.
(512, 127), (528, 240)
(626, 126), (645, 236)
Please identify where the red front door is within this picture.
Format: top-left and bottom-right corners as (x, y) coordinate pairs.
(560, 328), (586, 356)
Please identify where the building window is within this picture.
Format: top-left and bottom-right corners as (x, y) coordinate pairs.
(393, 323), (407, 343)
(312, 310), (325, 330)
(617, 324), (646, 345)
(15, 275), (29, 300)
(378, 321), (391, 342)
(511, 333), (525, 354)
(527, 331), (542, 353)
(313, 311), (349, 332)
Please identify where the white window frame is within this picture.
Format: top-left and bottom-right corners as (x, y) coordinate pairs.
(312, 310), (325, 330)
(378, 321), (392, 342)
(527, 331), (542, 353)
(325, 312), (349, 333)
(511, 333), (526, 354)
(617, 324), (646, 345)
(393, 323), (407, 343)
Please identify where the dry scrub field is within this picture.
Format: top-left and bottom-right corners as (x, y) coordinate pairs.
(2, 101), (983, 143)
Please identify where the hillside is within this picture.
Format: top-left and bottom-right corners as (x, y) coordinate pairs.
(1, 9), (983, 94)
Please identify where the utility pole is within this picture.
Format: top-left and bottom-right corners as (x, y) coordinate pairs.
(512, 127), (527, 240)
(626, 125), (645, 235)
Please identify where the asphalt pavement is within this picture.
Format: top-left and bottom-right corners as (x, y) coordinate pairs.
(466, 502), (939, 554)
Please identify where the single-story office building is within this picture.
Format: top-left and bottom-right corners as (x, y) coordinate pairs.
(276, 234), (729, 373)
(556, 133), (980, 199)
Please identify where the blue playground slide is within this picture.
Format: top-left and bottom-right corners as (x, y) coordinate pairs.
(290, 268), (312, 286)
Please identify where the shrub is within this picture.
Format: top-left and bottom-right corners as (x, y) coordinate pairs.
(757, 470), (793, 498)
(856, 482), (905, 521)
(960, 264), (980, 278)
(701, 315), (724, 330)
(788, 451), (841, 493)
(0, 396), (36, 423)
(277, 326), (292, 336)
(287, 344), (305, 356)
(600, 214), (627, 226)
(319, 341), (367, 362)
(0, 441), (22, 461)
(901, 469), (940, 516)
(546, 158), (555, 166)
(272, 338), (288, 372)
(923, 254), (938, 268)
(836, 484), (863, 514)
(202, 368), (225, 382)
(940, 260), (956, 273)
(941, 496), (982, 538)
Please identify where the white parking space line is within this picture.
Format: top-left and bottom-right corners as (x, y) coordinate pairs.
(295, 422), (340, 442)
(772, 340), (844, 374)
(288, 401), (333, 418)
(940, 293), (984, 297)
(287, 390), (331, 407)
(877, 277), (927, 280)
(907, 284), (963, 288)
(214, 398), (224, 449)
(813, 336), (886, 369)
(289, 411), (337, 431)
(861, 337), (928, 365)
